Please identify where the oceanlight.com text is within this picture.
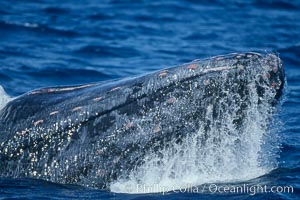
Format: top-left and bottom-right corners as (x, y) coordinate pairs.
(135, 183), (294, 195)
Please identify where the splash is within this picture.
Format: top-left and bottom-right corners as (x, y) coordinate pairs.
(110, 69), (281, 194)
(0, 86), (11, 111)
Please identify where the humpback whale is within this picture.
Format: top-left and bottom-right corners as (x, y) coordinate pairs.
(0, 52), (284, 190)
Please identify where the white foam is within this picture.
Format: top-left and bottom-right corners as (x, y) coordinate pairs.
(0, 85), (11, 110)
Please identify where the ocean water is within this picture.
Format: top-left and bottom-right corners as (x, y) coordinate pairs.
(0, 0), (299, 199)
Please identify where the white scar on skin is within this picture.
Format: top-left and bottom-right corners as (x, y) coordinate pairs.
(29, 84), (96, 94)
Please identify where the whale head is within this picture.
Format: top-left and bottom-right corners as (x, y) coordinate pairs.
(0, 52), (285, 190)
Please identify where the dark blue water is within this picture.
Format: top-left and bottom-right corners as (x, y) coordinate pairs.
(0, 0), (299, 199)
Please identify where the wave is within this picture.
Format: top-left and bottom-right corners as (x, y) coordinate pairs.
(42, 7), (70, 14)
(0, 86), (11, 111)
(74, 45), (141, 58)
(254, 0), (300, 10)
(0, 21), (78, 38)
(25, 67), (111, 79)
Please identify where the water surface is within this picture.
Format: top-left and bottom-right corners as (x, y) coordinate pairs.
(0, 0), (299, 199)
